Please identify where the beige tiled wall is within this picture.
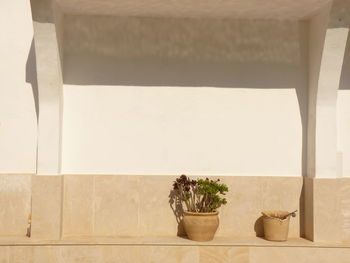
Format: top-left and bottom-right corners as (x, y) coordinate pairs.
(62, 175), (303, 238)
(1, 174), (350, 243)
(305, 177), (350, 243)
(249, 247), (350, 263)
(1, 245), (350, 263)
(340, 178), (350, 242)
(313, 178), (343, 242)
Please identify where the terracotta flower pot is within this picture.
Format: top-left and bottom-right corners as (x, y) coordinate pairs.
(262, 210), (291, 242)
(183, 211), (219, 241)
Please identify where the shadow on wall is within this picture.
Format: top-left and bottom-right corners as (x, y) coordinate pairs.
(254, 216), (264, 237)
(62, 15), (309, 177)
(169, 189), (186, 237)
(26, 39), (39, 121)
(63, 16), (305, 88)
(339, 30), (350, 90)
(329, 0), (350, 29)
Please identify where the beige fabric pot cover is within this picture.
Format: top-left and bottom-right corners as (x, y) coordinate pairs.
(262, 210), (291, 242)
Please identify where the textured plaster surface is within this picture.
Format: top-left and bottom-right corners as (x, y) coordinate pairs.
(0, 0), (37, 173)
(56, 0), (331, 19)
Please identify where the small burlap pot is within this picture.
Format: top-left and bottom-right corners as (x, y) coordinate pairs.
(262, 210), (295, 242)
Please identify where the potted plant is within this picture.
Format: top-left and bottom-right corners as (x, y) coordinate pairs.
(261, 210), (297, 241)
(172, 175), (228, 241)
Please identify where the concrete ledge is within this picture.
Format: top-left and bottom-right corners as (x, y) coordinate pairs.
(0, 237), (350, 263)
(0, 237), (349, 248)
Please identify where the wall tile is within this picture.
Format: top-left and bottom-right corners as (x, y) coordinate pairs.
(62, 175), (94, 237)
(32, 246), (60, 263)
(260, 177), (302, 237)
(216, 176), (263, 237)
(31, 176), (62, 239)
(250, 247), (350, 263)
(101, 246), (140, 263)
(9, 247), (34, 263)
(140, 246), (199, 263)
(313, 179), (342, 242)
(93, 175), (140, 236)
(57, 246), (103, 263)
(199, 247), (249, 263)
(340, 178), (350, 242)
(0, 175), (31, 237)
(139, 175), (180, 236)
(0, 247), (9, 263)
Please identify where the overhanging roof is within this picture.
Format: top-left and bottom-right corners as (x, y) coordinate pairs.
(56, 0), (331, 20)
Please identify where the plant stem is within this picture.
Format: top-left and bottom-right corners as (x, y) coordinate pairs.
(179, 185), (190, 211)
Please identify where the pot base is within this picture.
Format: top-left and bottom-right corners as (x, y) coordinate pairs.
(183, 211), (219, 242)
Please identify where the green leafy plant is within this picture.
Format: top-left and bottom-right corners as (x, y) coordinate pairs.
(172, 175), (228, 213)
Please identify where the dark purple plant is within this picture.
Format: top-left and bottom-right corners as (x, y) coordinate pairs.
(172, 175), (228, 213)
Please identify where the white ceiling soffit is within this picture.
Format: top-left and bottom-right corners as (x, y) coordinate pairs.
(56, 0), (332, 20)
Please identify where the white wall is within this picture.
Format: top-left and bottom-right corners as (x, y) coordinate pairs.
(0, 2), (348, 177)
(62, 86), (303, 176)
(0, 0), (37, 173)
(61, 16), (308, 176)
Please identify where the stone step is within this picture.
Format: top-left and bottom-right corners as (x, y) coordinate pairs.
(0, 237), (349, 262)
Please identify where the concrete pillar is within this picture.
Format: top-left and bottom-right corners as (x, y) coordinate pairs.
(29, 2), (64, 239)
(30, 0), (64, 175)
(308, 1), (349, 179)
(304, 0), (350, 242)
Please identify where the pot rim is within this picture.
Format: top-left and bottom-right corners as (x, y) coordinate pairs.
(261, 210), (291, 220)
(184, 211), (219, 216)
